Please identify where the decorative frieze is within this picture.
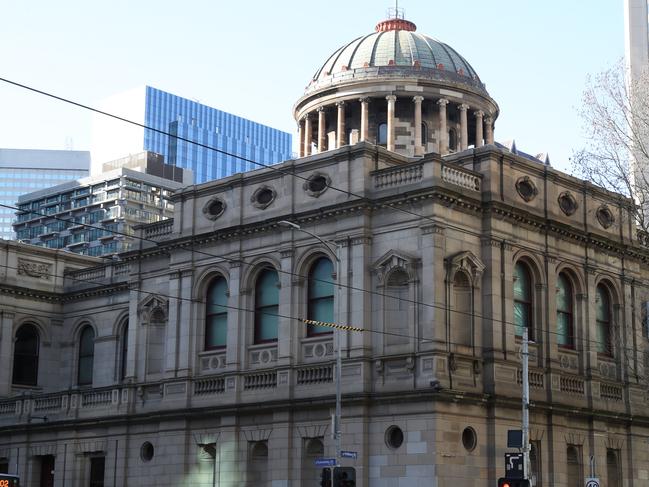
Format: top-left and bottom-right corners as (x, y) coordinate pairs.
(17, 258), (52, 280)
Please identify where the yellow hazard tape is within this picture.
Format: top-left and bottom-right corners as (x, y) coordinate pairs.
(302, 319), (364, 332)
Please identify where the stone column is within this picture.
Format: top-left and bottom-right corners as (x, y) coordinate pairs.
(413, 96), (424, 156)
(437, 98), (449, 155)
(317, 107), (327, 153)
(474, 110), (484, 148)
(297, 120), (304, 158)
(359, 97), (370, 142)
(336, 101), (346, 148)
(304, 113), (312, 156)
(459, 104), (469, 151)
(485, 116), (494, 145)
(0, 311), (14, 395)
(386, 95), (397, 152)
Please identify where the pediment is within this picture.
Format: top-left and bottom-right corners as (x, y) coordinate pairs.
(445, 251), (485, 287)
(138, 294), (169, 322)
(373, 250), (420, 284)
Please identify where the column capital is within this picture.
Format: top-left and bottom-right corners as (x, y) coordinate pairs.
(335, 100), (346, 108)
(474, 110), (484, 119)
(437, 98), (449, 107)
(359, 97), (371, 104)
(303, 113), (311, 121)
(485, 116), (493, 124)
(412, 95), (424, 103)
(458, 103), (469, 112)
(386, 95), (397, 102)
(316, 106), (327, 113)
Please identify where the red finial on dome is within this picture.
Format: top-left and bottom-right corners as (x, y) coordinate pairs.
(376, 2), (416, 32)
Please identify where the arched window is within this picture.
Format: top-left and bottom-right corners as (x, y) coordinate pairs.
(205, 276), (228, 349)
(448, 128), (458, 151)
(377, 123), (388, 145)
(421, 122), (428, 146)
(248, 441), (268, 485)
(556, 273), (574, 348)
(567, 446), (582, 487)
(606, 449), (621, 487)
(255, 268), (279, 343)
(513, 262), (533, 339)
(307, 258), (334, 336)
(78, 325), (95, 386)
(120, 320), (129, 381)
(529, 442), (542, 487)
(12, 324), (39, 386)
(596, 284), (612, 355)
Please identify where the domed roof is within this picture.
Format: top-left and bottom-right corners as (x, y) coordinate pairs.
(306, 17), (485, 94)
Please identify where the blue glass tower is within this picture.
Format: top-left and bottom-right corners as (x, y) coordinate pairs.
(142, 87), (292, 183)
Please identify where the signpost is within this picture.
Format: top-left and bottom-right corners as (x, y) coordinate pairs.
(585, 478), (600, 487)
(340, 450), (358, 460)
(315, 458), (337, 467)
(505, 453), (525, 480)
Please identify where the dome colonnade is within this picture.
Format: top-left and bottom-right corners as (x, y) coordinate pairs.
(293, 15), (499, 158)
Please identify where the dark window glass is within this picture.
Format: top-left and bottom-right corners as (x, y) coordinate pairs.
(556, 273), (574, 348)
(449, 128), (458, 151)
(307, 258), (334, 336)
(567, 446), (582, 487)
(421, 122), (428, 146)
(606, 449), (621, 487)
(78, 326), (95, 385)
(12, 324), (39, 386)
(0, 460), (8, 474)
(254, 269), (279, 343)
(89, 457), (105, 487)
(377, 123), (388, 145)
(513, 262), (533, 339)
(120, 321), (128, 380)
(596, 284), (612, 355)
(206, 277), (228, 349)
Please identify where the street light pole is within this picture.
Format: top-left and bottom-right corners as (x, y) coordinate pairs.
(278, 220), (343, 461)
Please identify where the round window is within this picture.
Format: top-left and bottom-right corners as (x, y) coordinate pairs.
(515, 176), (538, 202)
(385, 425), (404, 449)
(308, 175), (328, 193)
(140, 442), (154, 462)
(207, 200), (224, 217)
(256, 188), (274, 205)
(462, 427), (477, 452)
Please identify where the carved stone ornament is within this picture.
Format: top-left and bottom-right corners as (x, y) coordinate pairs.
(596, 205), (615, 229)
(202, 197), (226, 220)
(17, 258), (51, 280)
(515, 176), (538, 202)
(373, 250), (420, 285)
(303, 172), (331, 198)
(445, 250), (486, 288)
(251, 185), (277, 210)
(557, 191), (578, 216)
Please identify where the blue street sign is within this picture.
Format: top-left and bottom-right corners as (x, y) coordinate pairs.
(314, 458), (336, 467)
(340, 450), (358, 459)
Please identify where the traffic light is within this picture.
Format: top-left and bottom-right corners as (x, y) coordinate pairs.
(333, 467), (356, 487)
(320, 467), (332, 487)
(498, 478), (530, 487)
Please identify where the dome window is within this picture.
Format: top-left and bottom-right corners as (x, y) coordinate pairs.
(413, 60), (421, 68)
(448, 128), (458, 152)
(378, 123), (388, 146)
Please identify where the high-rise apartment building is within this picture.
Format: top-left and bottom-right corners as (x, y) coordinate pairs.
(0, 149), (90, 240)
(91, 86), (292, 183)
(13, 152), (190, 256)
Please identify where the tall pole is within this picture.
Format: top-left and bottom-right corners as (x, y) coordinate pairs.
(522, 327), (530, 481)
(278, 221), (343, 461)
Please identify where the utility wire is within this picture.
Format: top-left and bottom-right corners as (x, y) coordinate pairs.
(3, 200), (636, 356)
(0, 78), (643, 357)
(0, 259), (639, 359)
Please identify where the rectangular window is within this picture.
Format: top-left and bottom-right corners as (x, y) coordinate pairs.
(0, 460), (8, 474)
(89, 457), (105, 487)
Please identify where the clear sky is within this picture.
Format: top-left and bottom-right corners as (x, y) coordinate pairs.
(0, 0), (624, 174)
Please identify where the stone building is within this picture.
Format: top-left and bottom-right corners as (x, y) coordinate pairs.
(1, 11), (649, 487)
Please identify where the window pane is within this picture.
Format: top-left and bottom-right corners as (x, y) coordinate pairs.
(556, 274), (570, 312)
(514, 263), (530, 300)
(256, 270), (279, 307)
(308, 259), (334, 335)
(257, 305), (279, 342)
(557, 312), (571, 346)
(514, 302), (527, 336)
(206, 313), (228, 348)
(78, 327), (95, 385)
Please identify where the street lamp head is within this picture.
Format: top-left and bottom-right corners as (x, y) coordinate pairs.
(278, 220), (300, 229)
